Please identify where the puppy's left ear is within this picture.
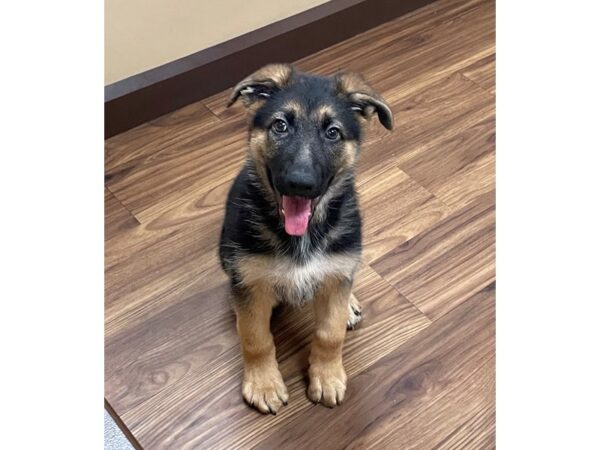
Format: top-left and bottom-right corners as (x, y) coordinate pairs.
(336, 72), (394, 130)
(227, 63), (293, 108)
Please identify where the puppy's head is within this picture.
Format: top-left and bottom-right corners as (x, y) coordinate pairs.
(228, 63), (393, 236)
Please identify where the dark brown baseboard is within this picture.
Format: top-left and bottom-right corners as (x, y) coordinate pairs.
(104, 0), (437, 138)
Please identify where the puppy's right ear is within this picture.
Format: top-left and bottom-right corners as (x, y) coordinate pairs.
(227, 63), (293, 108)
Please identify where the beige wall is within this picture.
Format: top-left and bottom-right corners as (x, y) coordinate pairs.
(105, 0), (329, 85)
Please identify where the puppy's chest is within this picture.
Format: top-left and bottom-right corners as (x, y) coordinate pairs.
(273, 267), (321, 305)
(240, 252), (359, 305)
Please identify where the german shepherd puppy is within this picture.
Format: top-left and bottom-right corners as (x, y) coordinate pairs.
(219, 64), (393, 414)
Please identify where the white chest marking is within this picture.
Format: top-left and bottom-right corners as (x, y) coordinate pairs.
(239, 252), (360, 305)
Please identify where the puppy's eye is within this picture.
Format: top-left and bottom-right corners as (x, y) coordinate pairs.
(325, 126), (341, 140)
(272, 119), (288, 134)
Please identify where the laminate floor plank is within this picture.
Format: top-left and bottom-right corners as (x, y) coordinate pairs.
(461, 53), (496, 94)
(371, 192), (495, 319)
(398, 114), (496, 213)
(105, 101), (220, 173)
(358, 72), (495, 180)
(104, 192), (228, 338)
(348, 0), (495, 108)
(433, 398), (496, 449)
(358, 166), (451, 264)
(105, 187), (140, 240)
(105, 115), (247, 223)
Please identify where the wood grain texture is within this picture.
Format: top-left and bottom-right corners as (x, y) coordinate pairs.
(105, 115), (245, 223)
(104, 189), (229, 337)
(105, 0), (495, 447)
(358, 166), (450, 263)
(461, 53), (496, 94)
(398, 114), (496, 212)
(105, 188), (139, 239)
(371, 191), (495, 319)
(105, 101), (220, 173)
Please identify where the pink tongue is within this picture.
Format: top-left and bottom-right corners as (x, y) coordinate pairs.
(282, 195), (311, 236)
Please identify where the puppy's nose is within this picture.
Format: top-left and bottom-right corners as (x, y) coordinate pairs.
(284, 167), (318, 197)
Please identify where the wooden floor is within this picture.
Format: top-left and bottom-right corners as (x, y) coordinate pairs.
(105, 0), (495, 448)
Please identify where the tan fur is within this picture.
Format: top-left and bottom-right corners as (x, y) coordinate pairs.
(341, 140), (358, 170)
(234, 280), (289, 414)
(252, 63), (293, 87)
(336, 71), (368, 93)
(282, 99), (304, 118)
(312, 174), (350, 223)
(249, 128), (268, 163)
(248, 128), (278, 204)
(314, 104), (336, 122)
(312, 145), (357, 223)
(308, 276), (352, 406)
(229, 63), (293, 108)
(336, 72), (394, 129)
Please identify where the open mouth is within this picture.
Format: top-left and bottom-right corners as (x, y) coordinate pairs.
(279, 195), (320, 236)
(266, 167), (321, 236)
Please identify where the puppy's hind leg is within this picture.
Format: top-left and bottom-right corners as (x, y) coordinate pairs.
(346, 293), (362, 330)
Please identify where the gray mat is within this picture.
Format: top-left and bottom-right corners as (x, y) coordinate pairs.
(104, 409), (134, 450)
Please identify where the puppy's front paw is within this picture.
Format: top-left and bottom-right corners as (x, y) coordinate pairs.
(242, 365), (289, 414)
(307, 361), (347, 407)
